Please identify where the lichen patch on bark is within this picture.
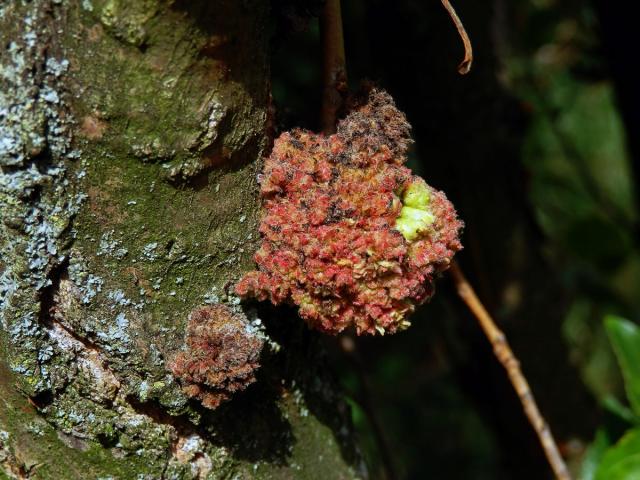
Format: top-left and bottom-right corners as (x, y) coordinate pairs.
(1, 1), (365, 478)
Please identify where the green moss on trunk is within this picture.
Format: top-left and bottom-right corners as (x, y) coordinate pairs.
(0, 1), (364, 478)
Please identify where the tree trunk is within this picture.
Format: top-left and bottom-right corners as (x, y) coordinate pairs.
(0, 1), (363, 478)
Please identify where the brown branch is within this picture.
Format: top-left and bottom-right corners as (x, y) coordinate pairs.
(320, 4), (396, 478)
(441, 0), (473, 74)
(320, 0), (347, 133)
(449, 261), (572, 480)
(317, 4), (567, 478)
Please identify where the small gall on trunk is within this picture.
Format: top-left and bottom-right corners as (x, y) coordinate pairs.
(169, 305), (263, 409)
(236, 88), (463, 335)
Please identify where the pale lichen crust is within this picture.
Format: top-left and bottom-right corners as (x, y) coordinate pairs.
(236, 88), (463, 335)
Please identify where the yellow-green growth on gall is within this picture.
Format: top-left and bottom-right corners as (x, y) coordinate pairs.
(395, 179), (435, 241)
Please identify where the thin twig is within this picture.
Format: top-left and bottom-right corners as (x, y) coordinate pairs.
(441, 0), (473, 74)
(449, 261), (572, 480)
(320, 0), (347, 133)
(320, 4), (396, 478)
(318, 3), (565, 478)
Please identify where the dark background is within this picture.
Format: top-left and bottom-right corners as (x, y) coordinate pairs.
(270, 1), (640, 478)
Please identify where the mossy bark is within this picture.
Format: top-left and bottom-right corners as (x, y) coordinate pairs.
(0, 1), (363, 478)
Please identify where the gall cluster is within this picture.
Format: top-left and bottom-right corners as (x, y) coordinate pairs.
(236, 89), (463, 335)
(169, 305), (263, 409)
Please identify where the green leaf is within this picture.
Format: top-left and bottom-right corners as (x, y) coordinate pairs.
(603, 395), (639, 425)
(595, 429), (640, 480)
(605, 316), (640, 416)
(582, 429), (612, 480)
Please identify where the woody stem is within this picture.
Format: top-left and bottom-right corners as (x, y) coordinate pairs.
(320, 0), (347, 134)
(440, 0), (473, 74)
(449, 261), (572, 480)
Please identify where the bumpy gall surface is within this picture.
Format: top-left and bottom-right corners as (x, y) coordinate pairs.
(169, 305), (263, 409)
(236, 89), (463, 335)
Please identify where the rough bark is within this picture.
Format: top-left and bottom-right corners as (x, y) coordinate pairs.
(0, 1), (363, 478)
